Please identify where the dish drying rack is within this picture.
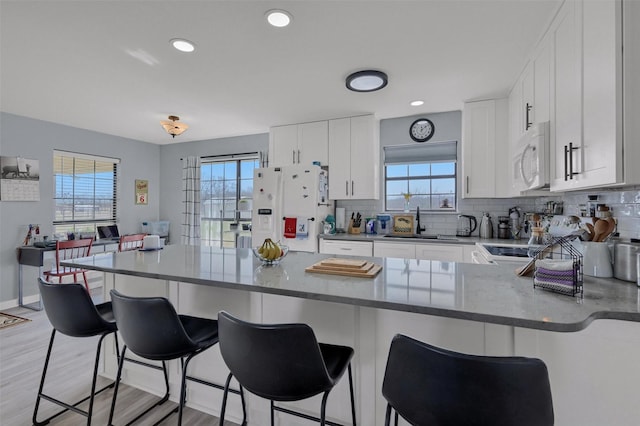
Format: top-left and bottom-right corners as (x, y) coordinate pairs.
(530, 235), (583, 297)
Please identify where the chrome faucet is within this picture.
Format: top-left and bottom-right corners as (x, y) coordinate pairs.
(416, 206), (425, 235)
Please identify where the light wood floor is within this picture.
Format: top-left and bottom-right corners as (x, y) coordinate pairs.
(0, 291), (236, 425)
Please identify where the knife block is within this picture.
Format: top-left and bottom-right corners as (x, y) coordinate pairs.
(348, 219), (361, 234)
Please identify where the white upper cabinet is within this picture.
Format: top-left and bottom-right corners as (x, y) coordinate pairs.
(269, 121), (328, 167)
(549, 0), (637, 190)
(462, 99), (509, 198)
(328, 115), (379, 200)
(550, 0), (583, 191)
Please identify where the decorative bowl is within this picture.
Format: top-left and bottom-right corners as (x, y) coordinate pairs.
(252, 245), (289, 265)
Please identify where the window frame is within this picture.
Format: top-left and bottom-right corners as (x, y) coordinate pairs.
(52, 150), (119, 237)
(200, 153), (259, 248)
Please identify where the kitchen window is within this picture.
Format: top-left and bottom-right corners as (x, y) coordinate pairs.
(53, 150), (119, 237)
(384, 141), (457, 212)
(200, 154), (259, 248)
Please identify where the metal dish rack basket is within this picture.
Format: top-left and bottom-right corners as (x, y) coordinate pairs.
(531, 235), (583, 297)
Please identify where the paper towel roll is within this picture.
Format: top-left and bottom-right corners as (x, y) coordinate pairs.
(143, 235), (160, 249)
(336, 207), (346, 231)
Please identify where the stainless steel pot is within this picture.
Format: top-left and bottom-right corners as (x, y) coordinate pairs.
(614, 242), (640, 282)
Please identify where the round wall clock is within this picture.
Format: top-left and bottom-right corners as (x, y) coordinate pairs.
(409, 118), (435, 143)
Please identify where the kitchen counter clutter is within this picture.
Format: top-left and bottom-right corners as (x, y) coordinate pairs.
(62, 245), (640, 426)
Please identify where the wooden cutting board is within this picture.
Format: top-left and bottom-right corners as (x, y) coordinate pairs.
(306, 258), (382, 278)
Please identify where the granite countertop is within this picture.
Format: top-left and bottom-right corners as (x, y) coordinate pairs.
(319, 233), (529, 246)
(62, 245), (640, 332)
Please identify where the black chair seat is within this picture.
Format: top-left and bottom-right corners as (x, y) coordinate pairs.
(33, 278), (120, 426)
(382, 334), (554, 426)
(218, 311), (357, 426)
(108, 291), (244, 426)
(319, 343), (354, 383)
(179, 314), (219, 348)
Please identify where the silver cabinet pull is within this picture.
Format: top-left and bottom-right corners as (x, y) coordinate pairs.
(525, 103), (532, 131)
(564, 143), (579, 180)
(345, 181), (349, 196)
(297, 150), (301, 164)
(466, 176), (469, 194)
(292, 150), (295, 164)
(351, 180), (354, 196)
(340, 247), (352, 251)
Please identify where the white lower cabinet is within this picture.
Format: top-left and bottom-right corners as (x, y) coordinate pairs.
(319, 239), (373, 257)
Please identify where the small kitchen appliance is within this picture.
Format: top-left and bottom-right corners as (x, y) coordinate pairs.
(512, 121), (550, 192)
(614, 241), (640, 282)
(455, 215), (477, 237)
(479, 213), (493, 239)
(376, 214), (391, 235)
(497, 216), (510, 239)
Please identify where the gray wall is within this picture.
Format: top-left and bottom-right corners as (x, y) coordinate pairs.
(158, 133), (269, 244)
(0, 112), (161, 304)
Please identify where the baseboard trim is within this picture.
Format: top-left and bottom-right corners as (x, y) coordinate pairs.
(1, 277), (102, 310)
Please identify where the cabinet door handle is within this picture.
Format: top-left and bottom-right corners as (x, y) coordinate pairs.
(345, 181), (349, 196)
(466, 176), (469, 194)
(292, 150), (296, 164)
(525, 103), (532, 131)
(297, 150), (301, 164)
(564, 144), (569, 181)
(351, 181), (354, 196)
(568, 142), (578, 180)
(340, 247), (352, 251)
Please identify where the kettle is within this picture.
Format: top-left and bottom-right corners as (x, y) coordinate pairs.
(456, 215), (477, 237)
(479, 213), (494, 239)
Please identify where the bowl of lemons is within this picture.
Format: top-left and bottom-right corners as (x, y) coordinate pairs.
(253, 239), (288, 265)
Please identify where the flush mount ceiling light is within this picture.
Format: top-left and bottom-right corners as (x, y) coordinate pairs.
(410, 100), (424, 106)
(345, 70), (388, 92)
(170, 38), (196, 53)
(265, 9), (292, 27)
(160, 115), (189, 138)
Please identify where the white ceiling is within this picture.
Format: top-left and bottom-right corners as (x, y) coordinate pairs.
(0, 0), (561, 145)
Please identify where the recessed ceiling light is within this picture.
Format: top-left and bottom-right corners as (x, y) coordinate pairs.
(410, 100), (424, 106)
(266, 9), (292, 27)
(171, 38), (196, 53)
(345, 70), (388, 92)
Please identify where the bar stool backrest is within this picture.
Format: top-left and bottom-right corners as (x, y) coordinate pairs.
(38, 277), (115, 337)
(118, 234), (146, 252)
(382, 334), (554, 426)
(218, 311), (333, 401)
(109, 290), (198, 360)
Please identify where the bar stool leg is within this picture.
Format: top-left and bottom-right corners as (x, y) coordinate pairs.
(319, 391), (330, 426)
(33, 329), (57, 425)
(347, 363), (356, 425)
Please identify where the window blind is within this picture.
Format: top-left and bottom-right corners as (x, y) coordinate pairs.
(384, 141), (457, 164)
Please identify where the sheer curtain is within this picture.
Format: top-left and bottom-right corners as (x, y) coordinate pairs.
(181, 156), (201, 245)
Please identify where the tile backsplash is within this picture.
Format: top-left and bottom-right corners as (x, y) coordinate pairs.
(337, 186), (640, 240)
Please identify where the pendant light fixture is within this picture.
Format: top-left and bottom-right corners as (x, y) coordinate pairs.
(160, 115), (189, 138)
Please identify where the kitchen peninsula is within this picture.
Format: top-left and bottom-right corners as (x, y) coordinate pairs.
(64, 245), (640, 426)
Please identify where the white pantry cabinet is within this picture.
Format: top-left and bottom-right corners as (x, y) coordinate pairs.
(328, 115), (379, 200)
(462, 99), (510, 198)
(319, 239), (373, 257)
(269, 121), (328, 167)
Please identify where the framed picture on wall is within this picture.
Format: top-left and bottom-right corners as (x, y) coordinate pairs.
(0, 156), (40, 201)
(135, 179), (148, 205)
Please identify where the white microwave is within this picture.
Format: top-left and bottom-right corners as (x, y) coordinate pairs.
(512, 122), (550, 192)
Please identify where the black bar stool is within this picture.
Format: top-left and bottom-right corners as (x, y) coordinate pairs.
(382, 334), (554, 426)
(33, 277), (120, 426)
(108, 290), (245, 426)
(217, 311), (357, 426)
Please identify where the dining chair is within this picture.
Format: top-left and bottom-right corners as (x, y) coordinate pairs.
(118, 233), (146, 252)
(43, 238), (93, 291)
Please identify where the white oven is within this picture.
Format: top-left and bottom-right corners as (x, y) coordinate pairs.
(512, 122), (549, 192)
